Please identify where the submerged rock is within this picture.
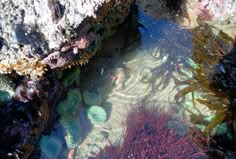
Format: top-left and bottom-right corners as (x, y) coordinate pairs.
(0, 0), (134, 77)
(0, 99), (49, 159)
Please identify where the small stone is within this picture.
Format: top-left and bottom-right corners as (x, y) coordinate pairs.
(87, 105), (107, 125)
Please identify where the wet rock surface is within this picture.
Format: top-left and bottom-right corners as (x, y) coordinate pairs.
(0, 0), (133, 77)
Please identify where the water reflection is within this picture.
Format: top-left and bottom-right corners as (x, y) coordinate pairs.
(37, 3), (236, 159)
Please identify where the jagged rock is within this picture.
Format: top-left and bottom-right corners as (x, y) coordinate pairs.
(0, 0), (134, 78)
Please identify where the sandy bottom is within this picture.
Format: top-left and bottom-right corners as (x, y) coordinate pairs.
(74, 46), (196, 158)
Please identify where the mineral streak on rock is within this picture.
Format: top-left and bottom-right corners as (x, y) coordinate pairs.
(0, 0), (134, 77)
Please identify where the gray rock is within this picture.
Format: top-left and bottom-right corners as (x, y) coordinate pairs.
(0, 0), (133, 77)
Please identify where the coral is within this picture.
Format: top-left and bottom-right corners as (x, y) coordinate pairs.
(39, 134), (63, 159)
(56, 89), (82, 116)
(83, 91), (103, 106)
(87, 105), (107, 125)
(95, 102), (205, 159)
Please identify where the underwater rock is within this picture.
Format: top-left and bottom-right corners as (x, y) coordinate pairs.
(210, 45), (236, 104)
(14, 77), (49, 103)
(194, 0), (236, 23)
(184, 0), (236, 37)
(0, 0), (134, 77)
(83, 90), (103, 106)
(87, 105), (107, 125)
(0, 99), (49, 159)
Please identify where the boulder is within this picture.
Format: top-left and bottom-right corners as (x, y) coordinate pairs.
(0, 0), (134, 77)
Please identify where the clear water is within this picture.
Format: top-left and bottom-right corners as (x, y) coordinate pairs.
(39, 2), (236, 159)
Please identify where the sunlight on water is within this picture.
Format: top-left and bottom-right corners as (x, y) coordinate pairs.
(38, 2), (236, 159)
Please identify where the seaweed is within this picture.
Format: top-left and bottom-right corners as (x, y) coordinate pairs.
(174, 23), (234, 134)
(93, 101), (205, 159)
(139, 18), (193, 91)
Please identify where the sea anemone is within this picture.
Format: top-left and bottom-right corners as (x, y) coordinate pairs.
(94, 102), (205, 159)
(87, 105), (107, 126)
(56, 89), (82, 116)
(62, 67), (81, 87)
(61, 119), (82, 149)
(39, 134), (63, 159)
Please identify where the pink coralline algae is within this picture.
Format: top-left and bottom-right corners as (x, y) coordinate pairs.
(195, 0), (236, 22)
(95, 103), (206, 159)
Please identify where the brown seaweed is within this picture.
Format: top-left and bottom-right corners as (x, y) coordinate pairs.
(174, 23), (234, 134)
